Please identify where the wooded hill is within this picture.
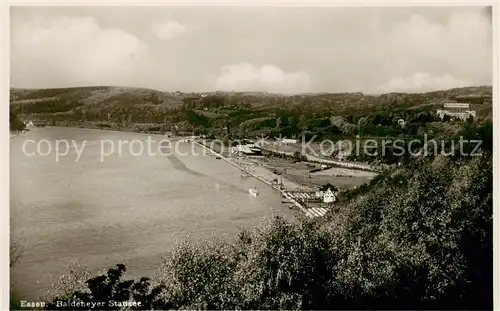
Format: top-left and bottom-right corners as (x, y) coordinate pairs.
(10, 85), (492, 140)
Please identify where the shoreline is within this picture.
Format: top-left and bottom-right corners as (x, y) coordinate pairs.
(21, 126), (185, 141)
(193, 140), (316, 216)
(34, 125), (382, 172)
(39, 125), (169, 137)
(197, 139), (377, 191)
(198, 140), (310, 188)
(27, 126), (375, 192)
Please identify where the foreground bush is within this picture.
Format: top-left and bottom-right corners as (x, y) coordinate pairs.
(325, 154), (492, 309)
(46, 154), (492, 310)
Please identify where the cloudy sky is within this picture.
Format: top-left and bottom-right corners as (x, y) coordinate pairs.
(10, 6), (493, 94)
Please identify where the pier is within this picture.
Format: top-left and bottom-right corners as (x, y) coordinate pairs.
(194, 140), (330, 218)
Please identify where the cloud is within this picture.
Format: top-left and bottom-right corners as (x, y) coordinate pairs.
(9, 8), (492, 93)
(374, 73), (472, 94)
(11, 16), (147, 88)
(151, 20), (187, 40)
(381, 9), (492, 84)
(213, 63), (311, 94)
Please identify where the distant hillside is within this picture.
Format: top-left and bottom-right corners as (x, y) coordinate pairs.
(10, 86), (185, 108)
(9, 85), (492, 133)
(10, 85), (492, 110)
(10, 86), (187, 125)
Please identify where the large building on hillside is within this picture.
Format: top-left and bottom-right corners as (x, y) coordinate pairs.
(436, 102), (476, 121)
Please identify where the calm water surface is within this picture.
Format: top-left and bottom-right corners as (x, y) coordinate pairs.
(10, 127), (289, 299)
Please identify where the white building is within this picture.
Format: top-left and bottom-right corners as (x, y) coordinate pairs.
(323, 188), (336, 203)
(437, 102), (475, 121)
(437, 109), (476, 121)
(443, 103), (470, 109)
(281, 138), (299, 144)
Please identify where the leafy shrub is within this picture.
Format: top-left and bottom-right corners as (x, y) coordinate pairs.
(45, 264), (170, 310)
(326, 154), (492, 309)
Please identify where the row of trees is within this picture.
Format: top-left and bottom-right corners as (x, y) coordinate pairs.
(9, 111), (25, 132)
(221, 110), (469, 143)
(344, 121), (492, 165)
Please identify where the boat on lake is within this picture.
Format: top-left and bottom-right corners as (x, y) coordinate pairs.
(248, 187), (259, 197)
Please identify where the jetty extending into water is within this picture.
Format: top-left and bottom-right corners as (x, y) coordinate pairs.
(193, 140), (329, 218)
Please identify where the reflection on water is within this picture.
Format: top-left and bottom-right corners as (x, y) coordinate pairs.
(10, 127), (288, 299)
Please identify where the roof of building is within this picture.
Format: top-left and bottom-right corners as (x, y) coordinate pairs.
(443, 102), (470, 109)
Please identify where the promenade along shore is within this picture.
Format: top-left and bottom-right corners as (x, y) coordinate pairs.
(194, 140), (305, 190)
(192, 140), (334, 217)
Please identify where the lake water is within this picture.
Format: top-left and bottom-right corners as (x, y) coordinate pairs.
(10, 127), (287, 300)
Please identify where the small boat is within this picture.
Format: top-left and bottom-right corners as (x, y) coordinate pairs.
(249, 145), (263, 155)
(216, 156), (222, 159)
(249, 187), (259, 197)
